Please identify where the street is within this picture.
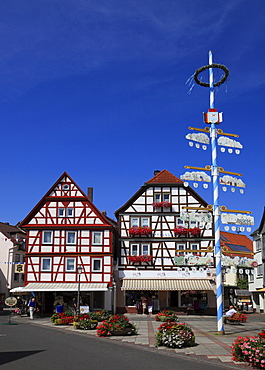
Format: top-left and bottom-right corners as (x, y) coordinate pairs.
(0, 315), (238, 370)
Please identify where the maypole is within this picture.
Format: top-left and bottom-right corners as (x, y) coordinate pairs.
(182, 51), (254, 333)
(208, 51), (223, 332)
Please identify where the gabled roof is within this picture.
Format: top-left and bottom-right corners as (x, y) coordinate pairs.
(20, 172), (113, 228)
(115, 170), (208, 217)
(0, 222), (25, 239)
(220, 231), (253, 257)
(145, 170), (183, 184)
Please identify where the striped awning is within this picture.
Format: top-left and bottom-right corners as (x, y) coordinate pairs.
(121, 279), (213, 291)
(10, 283), (108, 292)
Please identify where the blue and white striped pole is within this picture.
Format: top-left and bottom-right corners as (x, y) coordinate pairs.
(208, 50), (224, 332)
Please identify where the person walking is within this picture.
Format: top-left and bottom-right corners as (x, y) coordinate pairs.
(28, 297), (36, 320)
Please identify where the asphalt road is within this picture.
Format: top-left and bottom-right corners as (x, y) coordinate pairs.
(0, 316), (239, 370)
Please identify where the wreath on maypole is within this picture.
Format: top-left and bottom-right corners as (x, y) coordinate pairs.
(194, 63), (229, 87)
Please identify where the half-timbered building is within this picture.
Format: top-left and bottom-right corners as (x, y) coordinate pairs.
(16, 172), (115, 313)
(114, 170), (216, 315)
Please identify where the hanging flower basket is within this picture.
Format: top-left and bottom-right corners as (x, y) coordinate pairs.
(152, 201), (172, 208)
(128, 255), (152, 263)
(129, 226), (152, 236)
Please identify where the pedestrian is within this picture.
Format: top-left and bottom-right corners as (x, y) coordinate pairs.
(141, 295), (147, 315)
(223, 305), (237, 324)
(28, 297), (36, 320)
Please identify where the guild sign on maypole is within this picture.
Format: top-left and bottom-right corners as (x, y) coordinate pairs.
(182, 51), (253, 333)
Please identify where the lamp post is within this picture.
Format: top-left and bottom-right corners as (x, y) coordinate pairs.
(77, 265), (83, 315)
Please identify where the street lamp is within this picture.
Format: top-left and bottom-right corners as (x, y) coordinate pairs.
(77, 265), (83, 315)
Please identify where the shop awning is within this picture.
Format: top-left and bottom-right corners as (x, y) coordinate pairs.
(235, 289), (251, 296)
(10, 283), (108, 292)
(121, 279), (213, 291)
(255, 288), (265, 293)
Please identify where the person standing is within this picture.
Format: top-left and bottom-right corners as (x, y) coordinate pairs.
(28, 297), (36, 320)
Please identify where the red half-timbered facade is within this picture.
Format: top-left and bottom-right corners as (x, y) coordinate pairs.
(19, 172), (115, 313)
(115, 170), (216, 315)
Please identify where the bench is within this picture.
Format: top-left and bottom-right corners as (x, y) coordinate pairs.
(225, 313), (243, 324)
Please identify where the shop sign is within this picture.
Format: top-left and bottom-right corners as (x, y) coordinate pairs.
(174, 255), (214, 266)
(5, 297), (17, 306)
(222, 255), (256, 268)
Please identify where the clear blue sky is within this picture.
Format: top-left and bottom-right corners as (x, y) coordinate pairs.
(0, 1), (264, 234)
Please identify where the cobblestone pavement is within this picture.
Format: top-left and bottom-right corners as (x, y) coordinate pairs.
(11, 313), (265, 368)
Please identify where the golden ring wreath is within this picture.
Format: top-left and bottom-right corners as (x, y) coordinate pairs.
(194, 63), (229, 87)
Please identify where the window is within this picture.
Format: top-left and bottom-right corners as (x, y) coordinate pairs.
(163, 194), (170, 202)
(92, 258), (102, 272)
(58, 208), (65, 217)
(43, 231), (52, 244)
(66, 258), (75, 271)
(190, 243), (199, 255)
(257, 265), (263, 276)
(62, 184), (69, 190)
(131, 218), (140, 227)
(176, 218), (184, 226)
(141, 218), (149, 227)
(142, 244), (150, 255)
(154, 193), (161, 202)
(131, 244), (139, 256)
(256, 239), (262, 252)
(66, 231), (76, 244)
(67, 208), (74, 217)
(21, 274), (24, 282)
(42, 257), (52, 271)
(92, 232), (102, 245)
(14, 273), (19, 282)
(15, 254), (20, 263)
(130, 217), (150, 228)
(176, 243), (186, 256)
(154, 193), (170, 202)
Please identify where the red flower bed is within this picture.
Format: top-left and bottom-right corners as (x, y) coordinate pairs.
(128, 255), (152, 263)
(174, 227), (201, 237)
(129, 227), (152, 236)
(152, 201), (172, 208)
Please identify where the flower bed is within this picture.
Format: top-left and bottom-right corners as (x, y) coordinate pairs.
(50, 310), (109, 326)
(231, 335), (265, 367)
(97, 314), (137, 337)
(152, 201), (172, 208)
(174, 227), (201, 237)
(155, 310), (179, 322)
(129, 227), (152, 236)
(156, 322), (195, 348)
(128, 255), (152, 263)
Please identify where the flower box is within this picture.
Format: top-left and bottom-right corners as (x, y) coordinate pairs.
(128, 255), (152, 263)
(152, 201), (172, 208)
(129, 227), (152, 236)
(174, 227), (201, 237)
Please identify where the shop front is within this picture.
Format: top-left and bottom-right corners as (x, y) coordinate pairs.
(10, 282), (112, 314)
(119, 278), (216, 315)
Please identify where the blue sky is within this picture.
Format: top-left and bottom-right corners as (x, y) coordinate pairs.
(0, 0), (264, 234)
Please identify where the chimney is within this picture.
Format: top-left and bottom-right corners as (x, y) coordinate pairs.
(102, 210), (107, 216)
(87, 187), (93, 202)
(154, 170), (160, 176)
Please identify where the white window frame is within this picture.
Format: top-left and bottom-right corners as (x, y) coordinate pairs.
(66, 231), (76, 245)
(190, 243), (199, 255)
(92, 258), (102, 272)
(131, 218), (140, 227)
(176, 243), (186, 256)
(154, 193), (161, 202)
(176, 218), (184, 226)
(141, 244), (150, 255)
(131, 243), (139, 256)
(41, 257), (52, 271)
(58, 208), (65, 217)
(92, 231), (102, 245)
(163, 193), (170, 202)
(67, 208), (74, 217)
(43, 231), (53, 244)
(141, 218), (150, 227)
(66, 258), (76, 272)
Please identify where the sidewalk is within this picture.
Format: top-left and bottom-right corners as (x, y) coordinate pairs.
(12, 313), (265, 367)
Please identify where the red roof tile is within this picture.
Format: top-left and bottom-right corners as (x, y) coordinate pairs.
(145, 170), (183, 184)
